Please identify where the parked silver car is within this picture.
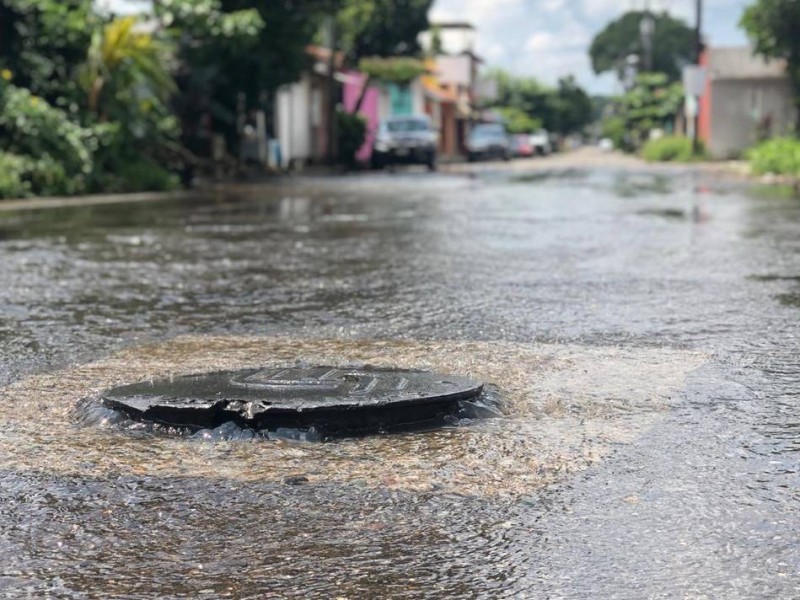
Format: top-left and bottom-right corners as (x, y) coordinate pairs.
(467, 123), (511, 162)
(372, 115), (437, 170)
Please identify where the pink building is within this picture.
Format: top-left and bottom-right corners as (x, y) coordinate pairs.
(343, 71), (381, 163)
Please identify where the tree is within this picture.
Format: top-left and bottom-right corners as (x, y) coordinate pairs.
(549, 76), (593, 135)
(219, 0), (330, 100)
(337, 0), (433, 59)
(488, 69), (593, 136)
(490, 69), (553, 125)
(153, 0), (266, 155)
(0, 0), (97, 108)
(589, 11), (695, 83)
(495, 107), (541, 134)
(83, 16), (175, 119)
(606, 72), (684, 149)
(741, 0), (800, 131)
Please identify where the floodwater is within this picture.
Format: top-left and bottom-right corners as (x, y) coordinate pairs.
(1, 164), (799, 598)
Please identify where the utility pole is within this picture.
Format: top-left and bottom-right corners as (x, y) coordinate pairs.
(324, 14), (338, 165)
(695, 0), (703, 64)
(693, 0), (703, 154)
(640, 0), (654, 72)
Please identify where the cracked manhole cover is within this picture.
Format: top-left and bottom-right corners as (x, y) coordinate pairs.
(102, 366), (483, 434)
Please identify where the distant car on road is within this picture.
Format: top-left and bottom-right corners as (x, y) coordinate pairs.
(511, 134), (535, 158)
(372, 115), (437, 170)
(467, 123), (511, 162)
(528, 129), (552, 156)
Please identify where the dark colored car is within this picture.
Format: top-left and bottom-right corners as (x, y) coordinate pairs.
(511, 134), (534, 158)
(372, 115), (437, 170)
(467, 123), (511, 162)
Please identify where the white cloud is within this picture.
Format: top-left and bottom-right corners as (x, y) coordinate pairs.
(484, 43), (506, 61)
(542, 0), (567, 12)
(525, 32), (555, 52)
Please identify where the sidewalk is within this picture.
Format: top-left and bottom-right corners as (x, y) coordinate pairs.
(441, 146), (750, 178)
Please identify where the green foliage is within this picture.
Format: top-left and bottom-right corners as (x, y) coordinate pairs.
(359, 56), (427, 83)
(218, 0), (325, 100)
(549, 76), (593, 135)
(741, 0), (800, 131)
(0, 153), (34, 198)
(337, 111), (367, 167)
(82, 16), (176, 121)
(0, 152), (91, 199)
(0, 0), (96, 108)
(488, 69), (592, 135)
(0, 82), (101, 195)
(496, 107), (541, 134)
(0, 0), (437, 197)
(607, 72), (684, 149)
(747, 137), (800, 175)
(337, 0), (433, 59)
(589, 11), (695, 83)
(601, 116), (627, 150)
(641, 135), (703, 162)
(98, 157), (180, 193)
(157, 0), (263, 41)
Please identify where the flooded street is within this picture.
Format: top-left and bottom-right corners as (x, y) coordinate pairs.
(1, 160), (799, 598)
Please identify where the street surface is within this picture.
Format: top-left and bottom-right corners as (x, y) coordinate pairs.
(0, 152), (797, 598)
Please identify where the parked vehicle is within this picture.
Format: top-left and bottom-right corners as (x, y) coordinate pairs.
(467, 123), (511, 162)
(511, 134), (535, 158)
(372, 115), (437, 170)
(598, 137), (614, 152)
(528, 129), (552, 156)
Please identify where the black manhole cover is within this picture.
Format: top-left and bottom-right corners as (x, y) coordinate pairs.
(101, 366), (483, 435)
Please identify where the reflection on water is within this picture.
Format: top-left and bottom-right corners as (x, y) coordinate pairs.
(2, 168), (800, 597)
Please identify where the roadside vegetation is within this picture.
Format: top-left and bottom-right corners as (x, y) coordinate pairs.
(589, 11), (692, 160)
(0, 0), (435, 199)
(747, 138), (800, 177)
(641, 136), (705, 162)
(486, 70), (593, 140)
(593, 2), (800, 174)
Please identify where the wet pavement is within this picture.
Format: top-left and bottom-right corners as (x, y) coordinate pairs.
(1, 160), (799, 598)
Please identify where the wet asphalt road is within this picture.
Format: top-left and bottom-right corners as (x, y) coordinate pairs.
(0, 157), (799, 598)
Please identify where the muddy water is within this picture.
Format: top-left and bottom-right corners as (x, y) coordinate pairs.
(1, 168), (799, 597)
(3, 336), (703, 497)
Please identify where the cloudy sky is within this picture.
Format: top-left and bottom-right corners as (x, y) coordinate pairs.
(430, 0), (753, 93)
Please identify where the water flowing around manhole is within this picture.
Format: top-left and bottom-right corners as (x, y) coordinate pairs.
(101, 366), (484, 436)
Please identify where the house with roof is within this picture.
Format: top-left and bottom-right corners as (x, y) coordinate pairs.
(698, 46), (797, 158)
(418, 22), (497, 156)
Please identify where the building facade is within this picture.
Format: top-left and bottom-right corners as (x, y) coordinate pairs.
(698, 47), (797, 159)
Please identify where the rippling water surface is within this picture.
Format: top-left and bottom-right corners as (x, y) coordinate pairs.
(1, 167), (799, 598)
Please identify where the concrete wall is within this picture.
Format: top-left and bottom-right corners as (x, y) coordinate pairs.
(436, 55), (472, 87)
(276, 75), (312, 167)
(708, 78), (796, 158)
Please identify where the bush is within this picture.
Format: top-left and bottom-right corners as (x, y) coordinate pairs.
(0, 153), (32, 198)
(337, 111), (367, 168)
(98, 158), (180, 193)
(496, 107), (541, 134)
(601, 116), (628, 151)
(641, 135), (703, 162)
(0, 152), (79, 198)
(0, 83), (98, 192)
(747, 137), (800, 176)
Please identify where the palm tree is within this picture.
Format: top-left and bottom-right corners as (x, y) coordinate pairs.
(83, 16), (176, 119)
